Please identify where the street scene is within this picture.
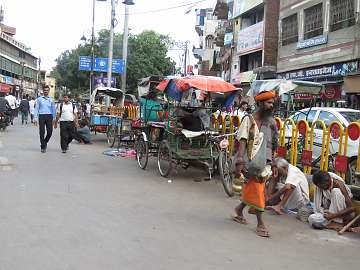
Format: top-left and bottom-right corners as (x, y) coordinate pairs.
(0, 0), (360, 269)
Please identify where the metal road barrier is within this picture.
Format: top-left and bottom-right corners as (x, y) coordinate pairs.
(309, 120), (327, 173)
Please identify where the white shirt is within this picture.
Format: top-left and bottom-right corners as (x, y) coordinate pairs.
(5, 95), (16, 109)
(86, 103), (91, 115)
(58, 102), (78, 122)
(29, 100), (36, 114)
(285, 164), (310, 202)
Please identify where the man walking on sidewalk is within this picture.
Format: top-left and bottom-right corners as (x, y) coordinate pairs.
(19, 95), (30, 125)
(34, 86), (56, 153)
(54, 94), (78, 153)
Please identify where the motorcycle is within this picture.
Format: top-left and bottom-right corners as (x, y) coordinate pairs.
(0, 111), (10, 131)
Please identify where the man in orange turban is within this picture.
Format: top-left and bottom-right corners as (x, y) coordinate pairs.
(232, 90), (278, 237)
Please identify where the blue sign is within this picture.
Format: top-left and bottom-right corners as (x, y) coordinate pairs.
(79, 56), (124, 74)
(79, 56), (92, 71)
(297, 35), (328, 49)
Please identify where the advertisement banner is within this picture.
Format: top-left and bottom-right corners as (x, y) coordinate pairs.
(237, 21), (263, 54)
(224, 32), (233, 46)
(94, 76), (116, 89)
(233, 0), (263, 18)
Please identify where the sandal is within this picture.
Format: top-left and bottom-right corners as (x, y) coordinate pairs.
(256, 226), (270, 237)
(232, 215), (248, 225)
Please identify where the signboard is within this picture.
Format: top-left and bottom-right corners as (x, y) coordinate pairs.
(94, 76), (116, 88)
(297, 35), (328, 49)
(233, 0), (263, 18)
(79, 56), (124, 74)
(94, 58), (124, 74)
(224, 32), (233, 46)
(237, 21), (263, 54)
(233, 70), (257, 84)
(79, 56), (92, 71)
(277, 61), (359, 80)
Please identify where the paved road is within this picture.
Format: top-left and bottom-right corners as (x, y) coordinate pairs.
(0, 119), (359, 270)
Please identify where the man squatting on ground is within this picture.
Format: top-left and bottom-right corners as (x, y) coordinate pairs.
(308, 171), (355, 229)
(266, 157), (310, 214)
(233, 90), (278, 237)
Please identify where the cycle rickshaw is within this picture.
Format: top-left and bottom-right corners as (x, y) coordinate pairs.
(141, 76), (240, 196)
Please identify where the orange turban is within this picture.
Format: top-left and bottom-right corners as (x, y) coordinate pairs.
(254, 91), (275, 102)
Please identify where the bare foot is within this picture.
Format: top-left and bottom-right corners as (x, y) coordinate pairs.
(325, 222), (344, 231)
(350, 226), (360, 233)
(266, 205), (283, 215)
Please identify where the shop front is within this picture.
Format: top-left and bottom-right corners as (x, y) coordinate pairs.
(277, 60), (360, 109)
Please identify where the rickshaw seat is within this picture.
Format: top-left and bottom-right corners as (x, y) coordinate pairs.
(181, 129), (216, 138)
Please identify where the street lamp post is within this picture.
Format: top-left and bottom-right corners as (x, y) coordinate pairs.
(121, 4), (130, 93)
(105, 0), (116, 107)
(121, 1), (135, 95)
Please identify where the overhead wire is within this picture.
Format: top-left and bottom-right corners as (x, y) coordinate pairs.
(118, 0), (207, 16)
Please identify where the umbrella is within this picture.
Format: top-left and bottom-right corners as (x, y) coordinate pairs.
(157, 76), (237, 93)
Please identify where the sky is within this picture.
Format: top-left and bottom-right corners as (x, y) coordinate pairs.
(0, 0), (215, 71)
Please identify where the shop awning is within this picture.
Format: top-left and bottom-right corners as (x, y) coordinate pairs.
(344, 75), (360, 93)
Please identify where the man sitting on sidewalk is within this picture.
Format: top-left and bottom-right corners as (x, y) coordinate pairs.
(74, 120), (91, 144)
(266, 157), (310, 214)
(308, 171), (355, 229)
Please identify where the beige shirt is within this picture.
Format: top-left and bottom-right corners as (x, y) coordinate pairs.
(237, 116), (263, 159)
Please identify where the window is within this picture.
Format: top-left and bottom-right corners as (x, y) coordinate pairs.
(239, 51), (262, 72)
(339, 111), (360, 123)
(330, 0), (355, 32)
(304, 4), (323, 40)
(318, 111), (338, 127)
(282, 14), (298, 46)
(205, 35), (214, 49)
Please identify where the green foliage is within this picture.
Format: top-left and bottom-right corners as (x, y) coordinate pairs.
(51, 30), (175, 96)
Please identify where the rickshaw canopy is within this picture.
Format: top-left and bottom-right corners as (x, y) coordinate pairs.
(91, 87), (124, 104)
(248, 79), (324, 97)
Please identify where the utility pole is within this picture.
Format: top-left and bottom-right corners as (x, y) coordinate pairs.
(183, 42), (188, 76)
(90, 0), (96, 104)
(105, 0), (116, 107)
(121, 4), (129, 93)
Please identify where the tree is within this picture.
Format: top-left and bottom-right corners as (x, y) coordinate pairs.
(51, 30), (175, 96)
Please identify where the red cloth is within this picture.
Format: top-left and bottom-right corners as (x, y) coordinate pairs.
(242, 177), (265, 211)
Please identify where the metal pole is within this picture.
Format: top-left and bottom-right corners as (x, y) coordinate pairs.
(183, 42), (187, 76)
(121, 4), (129, 93)
(106, 0), (115, 107)
(90, 0), (95, 105)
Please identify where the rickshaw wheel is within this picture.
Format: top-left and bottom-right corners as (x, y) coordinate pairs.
(158, 140), (173, 177)
(135, 135), (149, 169)
(106, 126), (116, 147)
(219, 149), (234, 197)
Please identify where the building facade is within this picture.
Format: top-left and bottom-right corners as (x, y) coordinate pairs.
(277, 0), (360, 107)
(0, 8), (38, 98)
(210, 0), (280, 96)
(193, 8), (221, 76)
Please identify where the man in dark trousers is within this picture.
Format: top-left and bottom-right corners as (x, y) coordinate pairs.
(34, 86), (56, 153)
(54, 94), (78, 153)
(19, 95), (30, 124)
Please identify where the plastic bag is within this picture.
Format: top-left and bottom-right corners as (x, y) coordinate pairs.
(244, 131), (267, 178)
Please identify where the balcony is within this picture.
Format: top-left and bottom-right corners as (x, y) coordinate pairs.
(213, 0), (229, 20)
